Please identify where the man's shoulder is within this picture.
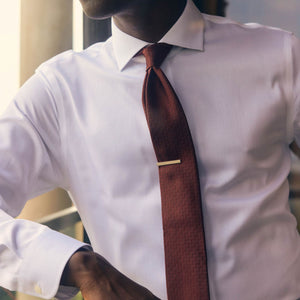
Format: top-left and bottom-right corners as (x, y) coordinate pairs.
(36, 37), (115, 74)
(203, 13), (293, 38)
(202, 13), (294, 49)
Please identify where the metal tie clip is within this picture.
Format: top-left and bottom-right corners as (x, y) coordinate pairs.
(157, 159), (181, 167)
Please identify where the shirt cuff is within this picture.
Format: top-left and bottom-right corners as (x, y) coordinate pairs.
(55, 285), (80, 300)
(19, 226), (91, 299)
(55, 245), (93, 300)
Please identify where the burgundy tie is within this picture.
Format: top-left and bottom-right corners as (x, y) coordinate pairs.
(141, 43), (210, 299)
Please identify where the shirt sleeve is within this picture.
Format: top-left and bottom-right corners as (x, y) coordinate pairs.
(0, 73), (87, 299)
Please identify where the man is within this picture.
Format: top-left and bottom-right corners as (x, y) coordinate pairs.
(1, 0), (300, 299)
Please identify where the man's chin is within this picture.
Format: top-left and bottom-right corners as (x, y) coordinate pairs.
(79, 0), (124, 20)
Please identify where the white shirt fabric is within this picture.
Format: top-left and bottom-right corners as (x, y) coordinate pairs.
(1, 0), (300, 299)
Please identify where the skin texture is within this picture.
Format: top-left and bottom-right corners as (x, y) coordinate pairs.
(61, 1), (187, 299)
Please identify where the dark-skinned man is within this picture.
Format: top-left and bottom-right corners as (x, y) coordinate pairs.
(1, 0), (300, 299)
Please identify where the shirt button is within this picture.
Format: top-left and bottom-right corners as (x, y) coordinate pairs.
(34, 284), (42, 295)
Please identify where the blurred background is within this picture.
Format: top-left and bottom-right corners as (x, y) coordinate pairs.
(0, 0), (300, 299)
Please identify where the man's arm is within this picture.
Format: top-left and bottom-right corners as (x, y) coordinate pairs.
(0, 74), (87, 299)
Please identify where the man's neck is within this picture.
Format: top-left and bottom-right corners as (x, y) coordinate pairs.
(113, 0), (187, 43)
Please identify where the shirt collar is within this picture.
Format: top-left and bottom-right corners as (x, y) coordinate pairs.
(112, 0), (205, 71)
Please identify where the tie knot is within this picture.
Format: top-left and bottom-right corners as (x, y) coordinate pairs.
(142, 43), (172, 69)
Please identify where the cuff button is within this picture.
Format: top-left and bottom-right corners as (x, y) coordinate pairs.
(34, 284), (42, 295)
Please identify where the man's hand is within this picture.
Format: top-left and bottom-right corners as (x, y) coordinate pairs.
(61, 250), (161, 300)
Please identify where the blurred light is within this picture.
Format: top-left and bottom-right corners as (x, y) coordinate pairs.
(73, 0), (83, 52)
(0, 0), (20, 115)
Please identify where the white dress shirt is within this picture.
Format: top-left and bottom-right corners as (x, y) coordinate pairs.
(1, 0), (300, 299)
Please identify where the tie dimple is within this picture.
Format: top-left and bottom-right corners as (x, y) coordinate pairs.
(142, 43), (172, 69)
